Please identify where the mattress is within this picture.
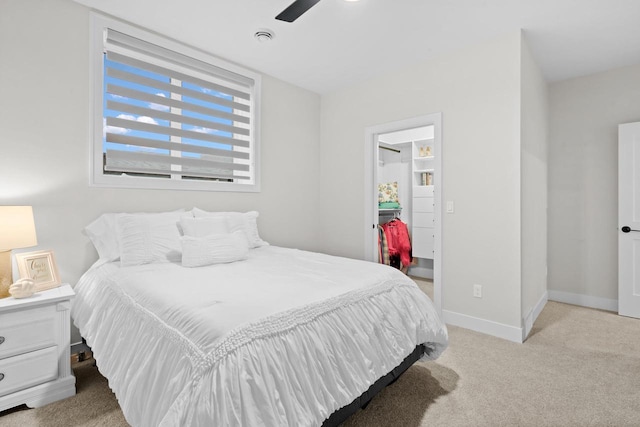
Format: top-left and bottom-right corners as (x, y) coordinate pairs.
(71, 246), (448, 426)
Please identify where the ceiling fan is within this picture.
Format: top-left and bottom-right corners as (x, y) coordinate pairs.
(275, 0), (322, 22)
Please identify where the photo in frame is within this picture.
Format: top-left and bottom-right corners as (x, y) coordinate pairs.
(15, 250), (61, 292)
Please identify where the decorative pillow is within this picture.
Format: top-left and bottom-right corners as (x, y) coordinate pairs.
(378, 182), (399, 203)
(192, 208), (268, 248)
(181, 231), (249, 267)
(116, 211), (184, 266)
(225, 212), (265, 248)
(84, 209), (188, 262)
(180, 216), (229, 237)
(84, 213), (119, 261)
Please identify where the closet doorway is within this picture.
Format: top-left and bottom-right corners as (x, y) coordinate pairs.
(364, 114), (442, 313)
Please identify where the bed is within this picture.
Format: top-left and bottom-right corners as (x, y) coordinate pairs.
(71, 210), (448, 426)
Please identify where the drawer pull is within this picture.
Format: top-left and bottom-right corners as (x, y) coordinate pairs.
(0, 373), (4, 382)
(0, 336), (4, 345)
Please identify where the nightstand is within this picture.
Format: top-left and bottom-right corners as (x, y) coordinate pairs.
(0, 284), (76, 411)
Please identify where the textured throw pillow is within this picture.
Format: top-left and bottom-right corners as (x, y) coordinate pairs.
(378, 182), (399, 203)
(84, 209), (188, 262)
(180, 216), (229, 237)
(116, 211), (184, 266)
(191, 208), (268, 248)
(225, 212), (267, 248)
(84, 213), (120, 261)
(181, 231), (249, 267)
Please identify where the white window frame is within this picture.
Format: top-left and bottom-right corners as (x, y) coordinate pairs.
(90, 13), (261, 192)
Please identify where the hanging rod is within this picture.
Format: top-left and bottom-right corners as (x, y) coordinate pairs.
(378, 144), (400, 153)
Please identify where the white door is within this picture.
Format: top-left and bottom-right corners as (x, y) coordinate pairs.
(618, 122), (640, 318)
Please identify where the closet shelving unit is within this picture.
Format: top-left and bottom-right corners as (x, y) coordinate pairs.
(412, 139), (434, 188)
(378, 208), (402, 221)
(411, 138), (435, 259)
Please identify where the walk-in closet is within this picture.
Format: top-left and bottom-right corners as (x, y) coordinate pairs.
(377, 125), (435, 278)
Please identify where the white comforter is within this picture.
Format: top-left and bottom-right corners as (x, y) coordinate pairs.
(72, 246), (448, 427)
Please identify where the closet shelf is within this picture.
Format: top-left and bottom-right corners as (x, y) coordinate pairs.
(413, 156), (434, 160)
(414, 168), (435, 173)
(379, 208), (402, 214)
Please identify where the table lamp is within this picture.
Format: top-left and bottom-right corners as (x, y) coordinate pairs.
(0, 206), (38, 298)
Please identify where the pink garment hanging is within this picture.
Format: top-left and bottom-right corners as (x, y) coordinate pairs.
(381, 219), (412, 268)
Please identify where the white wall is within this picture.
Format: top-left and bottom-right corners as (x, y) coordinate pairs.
(0, 0), (322, 341)
(320, 32), (524, 334)
(0, 0), (568, 345)
(548, 62), (640, 309)
(520, 35), (549, 338)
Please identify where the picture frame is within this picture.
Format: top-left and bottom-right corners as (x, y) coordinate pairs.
(15, 250), (61, 292)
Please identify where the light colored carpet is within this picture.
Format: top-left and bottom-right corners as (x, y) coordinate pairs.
(2, 279), (638, 426)
(411, 276), (434, 301)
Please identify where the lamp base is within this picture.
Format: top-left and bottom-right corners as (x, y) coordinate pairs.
(0, 250), (12, 299)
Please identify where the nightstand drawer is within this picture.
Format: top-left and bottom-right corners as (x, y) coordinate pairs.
(0, 346), (58, 397)
(0, 305), (57, 360)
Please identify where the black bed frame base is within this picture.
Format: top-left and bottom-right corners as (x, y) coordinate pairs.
(321, 344), (426, 427)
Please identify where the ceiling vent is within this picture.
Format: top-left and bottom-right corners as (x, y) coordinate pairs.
(254, 30), (274, 43)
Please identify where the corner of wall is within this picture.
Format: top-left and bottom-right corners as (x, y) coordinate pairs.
(519, 30), (549, 333)
(522, 291), (548, 341)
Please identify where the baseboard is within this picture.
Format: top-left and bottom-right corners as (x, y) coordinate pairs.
(408, 266), (433, 279)
(548, 290), (618, 312)
(523, 291), (548, 341)
(442, 310), (523, 343)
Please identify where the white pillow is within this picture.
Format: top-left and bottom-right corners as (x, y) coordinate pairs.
(192, 208), (268, 248)
(84, 209), (188, 262)
(225, 212), (266, 248)
(117, 211), (184, 266)
(181, 231), (249, 267)
(84, 213), (119, 261)
(180, 216), (229, 237)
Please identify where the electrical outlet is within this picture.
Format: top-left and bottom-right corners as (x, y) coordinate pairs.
(473, 284), (482, 298)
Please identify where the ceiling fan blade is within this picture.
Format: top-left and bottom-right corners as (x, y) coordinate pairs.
(275, 0), (322, 22)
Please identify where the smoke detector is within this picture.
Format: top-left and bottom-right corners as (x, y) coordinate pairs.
(254, 29), (274, 43)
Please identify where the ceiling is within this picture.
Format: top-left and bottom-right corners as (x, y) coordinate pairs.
(74, 0), (640, 94)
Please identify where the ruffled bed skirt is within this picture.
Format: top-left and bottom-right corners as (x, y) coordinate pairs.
(72, 267), (447, 427)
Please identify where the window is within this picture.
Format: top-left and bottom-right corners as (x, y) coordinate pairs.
(91, 14), (261, 192)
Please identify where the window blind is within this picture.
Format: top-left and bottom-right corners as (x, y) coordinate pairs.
(102, 28), (255, 184)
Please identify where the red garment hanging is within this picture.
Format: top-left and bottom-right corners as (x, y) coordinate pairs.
(381, 219), (412, 268)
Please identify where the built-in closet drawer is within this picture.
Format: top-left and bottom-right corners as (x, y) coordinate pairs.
(413, 197), (434, 213)
(0, 305), (57, 360)
(0, 346), (58, 397)
(413, 185), (434, 197)
(413, 212), (434, 228)
(412, 227), (434, 259)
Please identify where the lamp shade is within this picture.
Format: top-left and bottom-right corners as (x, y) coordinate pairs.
(0, 206), (38, 251)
